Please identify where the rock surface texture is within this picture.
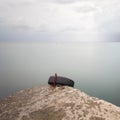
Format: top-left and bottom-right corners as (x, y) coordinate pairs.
(0, 85), (120, 120)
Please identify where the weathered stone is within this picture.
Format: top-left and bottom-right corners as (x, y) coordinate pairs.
(0, 85), (120, 120)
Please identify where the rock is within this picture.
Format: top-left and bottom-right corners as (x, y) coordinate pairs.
(0, 85), (120, 120)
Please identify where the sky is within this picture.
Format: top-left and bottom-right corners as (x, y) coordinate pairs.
(0, 0), (120, 42)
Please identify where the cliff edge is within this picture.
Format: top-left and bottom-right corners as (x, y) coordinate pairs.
(0, 85), (120, 120)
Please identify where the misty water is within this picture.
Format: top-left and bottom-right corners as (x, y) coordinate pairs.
(0, 42), (120, 106)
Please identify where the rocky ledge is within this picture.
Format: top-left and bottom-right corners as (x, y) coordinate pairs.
(0, 85), (120, 120)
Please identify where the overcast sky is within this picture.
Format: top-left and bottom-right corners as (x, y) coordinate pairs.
(0, 0), (120, 42)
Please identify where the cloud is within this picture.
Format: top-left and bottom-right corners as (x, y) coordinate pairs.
(102, 33), (120, 42)
(60, 27), (80, 32)
(13, 24), (33, 31)
(0, 17), (5, 23)
(37, 25), (50, 33)
(0, 0), (120, 42)
(99, 18), (120, 33)
(74, 4), (98, 13)
(53, 0), (79, 4)
(6, 2), (32, 8)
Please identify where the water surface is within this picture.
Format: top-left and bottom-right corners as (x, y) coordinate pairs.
(0, 42), (120, 106)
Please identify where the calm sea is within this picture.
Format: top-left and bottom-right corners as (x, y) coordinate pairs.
(0, 42), (120, 106)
